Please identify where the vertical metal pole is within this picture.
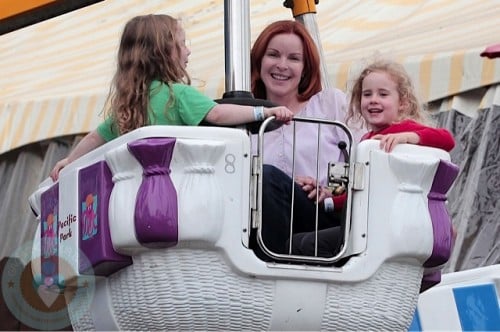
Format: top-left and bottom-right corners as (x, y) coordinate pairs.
(285, 0), (330, 89)
(224, 0), (251, 94)
(295, 14), (330, 89)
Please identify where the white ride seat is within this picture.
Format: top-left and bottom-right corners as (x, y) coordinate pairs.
(28, 121), (458, 331)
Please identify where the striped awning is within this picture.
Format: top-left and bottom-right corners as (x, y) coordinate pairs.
(1, 0), (499, 155)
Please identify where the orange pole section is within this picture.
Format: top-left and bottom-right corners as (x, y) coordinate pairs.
(0, 0), (58, 20)
(291, 0), (317, 17)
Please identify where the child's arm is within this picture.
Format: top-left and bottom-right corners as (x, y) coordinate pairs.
(50, 130), (106, 181)
(204, 104), (293, 125)
(414, 127), (455, 151)
(372, 128), (455, 152)
(371, 132), (420, 152)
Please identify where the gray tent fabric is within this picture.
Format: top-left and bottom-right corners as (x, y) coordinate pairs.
(0, 138), (74, 260)
(435, 104), (500, 272)
(0, 104), (498, 270)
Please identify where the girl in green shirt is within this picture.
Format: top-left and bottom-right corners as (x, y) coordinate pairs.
(51, 14), (292, 181)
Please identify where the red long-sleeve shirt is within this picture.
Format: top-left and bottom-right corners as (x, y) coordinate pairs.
(332, 120), (455, 210)
(362, 119), (455, 152)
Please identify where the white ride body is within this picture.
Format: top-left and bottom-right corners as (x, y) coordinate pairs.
(29, 124), (454, 331)
(414, 264), (500, 331)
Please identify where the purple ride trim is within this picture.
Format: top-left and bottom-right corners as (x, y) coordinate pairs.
(128, 137), (179, 248)
(421, 159), (459, 291)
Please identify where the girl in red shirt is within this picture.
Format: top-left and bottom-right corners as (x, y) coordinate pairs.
(293, 59), (455, 257)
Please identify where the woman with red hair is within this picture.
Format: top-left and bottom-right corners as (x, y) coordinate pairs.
(249, 20), (365, 259)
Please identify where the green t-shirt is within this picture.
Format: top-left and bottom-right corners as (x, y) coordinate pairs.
(97, 81), (217, 141)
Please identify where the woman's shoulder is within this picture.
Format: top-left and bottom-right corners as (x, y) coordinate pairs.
(314, 87), (347, 101)
(310, 88), (347, 108)
(303, 88), (347, 118)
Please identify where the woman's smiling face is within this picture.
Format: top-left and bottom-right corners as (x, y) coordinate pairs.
(260, 32), (304, 101)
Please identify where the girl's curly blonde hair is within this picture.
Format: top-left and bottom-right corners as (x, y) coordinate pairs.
(346, 58), (430, 129)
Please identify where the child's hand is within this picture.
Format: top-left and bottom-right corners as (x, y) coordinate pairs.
(371, 132), (420, 152)
(265, 106), (294, 123)
(50, 158), (70, 182)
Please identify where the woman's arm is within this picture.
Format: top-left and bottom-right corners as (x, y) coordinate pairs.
(295, 175), (346, 212)
(50, 130), (106, 181)
(204, 104), (293, 125)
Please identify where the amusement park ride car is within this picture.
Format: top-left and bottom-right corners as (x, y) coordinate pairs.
(26, 0), (499, 330)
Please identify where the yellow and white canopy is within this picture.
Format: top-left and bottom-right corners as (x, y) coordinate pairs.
(1, 0), (499, 155)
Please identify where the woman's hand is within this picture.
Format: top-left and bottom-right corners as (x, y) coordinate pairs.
(295, 175), (331, 203)
(371, 132), (420, 152)
(50, 158), (70, 182)
(265, 106), (294, 123)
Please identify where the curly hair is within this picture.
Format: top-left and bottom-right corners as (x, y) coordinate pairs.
(346, 59), (429, 128)
(104, 14), (190, 135)
(250, 20), (322, 102)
